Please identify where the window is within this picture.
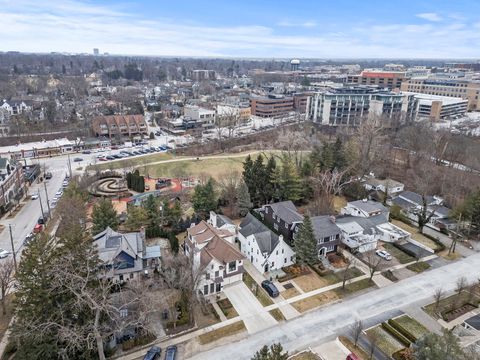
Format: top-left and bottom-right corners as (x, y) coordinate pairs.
(206, 273), (210, 280)
(120, 309), (128, 318)
(276, 250), (278, 255)
(216, 283), (221, 292)
(204, 285), (208, 294)
(129, 273), (134, 279)
(210, 283), (214, 293)
(215, 270), (219, 278)
(271, 261), (274, 268)
(228, 261), (236, 272)
(284, 258), (287, 263)
(324, 236), (330, 243)
(282, 249), (284, 254)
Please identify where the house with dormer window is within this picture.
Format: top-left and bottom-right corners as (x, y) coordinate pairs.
(93, 227), (160, 283)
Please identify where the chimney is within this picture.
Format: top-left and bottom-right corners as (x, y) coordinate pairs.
(139, 226), (146, 240)
(362, 198), (368, 203)
(329, 216), (336, 224)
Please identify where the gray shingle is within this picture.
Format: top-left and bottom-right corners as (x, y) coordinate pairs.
(267, 201), (303, 224)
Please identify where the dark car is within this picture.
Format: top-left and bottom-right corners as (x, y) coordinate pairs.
(165, 345), (177, 360)
(73, 157), (83, 162)
(143, 346), (161, 360)
(261, 280), (279, 297)
(82, 150), (91, 154)
(45, 172), (53, 179)
(106, 155), (115, 160)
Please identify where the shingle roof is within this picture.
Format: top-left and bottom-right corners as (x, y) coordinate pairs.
(310, 215), (342, 239)
(239, 213), (279, 254)
(349, 200), (388, 214)
(399, 191), (436, 206)
(187, 220), (233, 244)
(267, 201), (303, 224)
(200, 236), (244, 267)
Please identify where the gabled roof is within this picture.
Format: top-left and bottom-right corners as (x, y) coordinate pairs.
(399, 191), (436, 206)
(349, 200), (388, 214)
(187, 220), (233, 244)
(311, 215), (342, 239)
(239, 213), (280, 255)
(266, 201), (303, 224)
(200, 236), (244, 268)
(93, 227), (143, 264)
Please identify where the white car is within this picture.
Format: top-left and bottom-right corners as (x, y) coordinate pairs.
(55, 190), (63, 197)
(376, 250), (393, 261)
(31, 193), (39, 200)
(0, 248), (10, 258)
(62, 181), (69, 187)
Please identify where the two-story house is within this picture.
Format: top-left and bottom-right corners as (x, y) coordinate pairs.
(184, 221), (244, 296)
(309, 216), (342, 257)
(238, 213), (295, 273)
(93, 227), (161, 283)
(258, 201), (304, 246)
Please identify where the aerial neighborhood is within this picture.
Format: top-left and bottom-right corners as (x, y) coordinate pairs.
(1, 3), (480, 359)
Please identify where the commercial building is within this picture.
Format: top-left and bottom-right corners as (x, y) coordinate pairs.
(92, 115), (147, 138)
(0, 138), (76, 159)
(216, 103), (251, 122)
(412, 93), (468, 121)
(250, 95), (294, 118)
(184, 106), (216, 128)
(347, 70), (406, 90)
(190, 70), (216, 81)
(0, 157), (25, 213)
(306, 86), (417, 126)
(400, 78), (480, 111)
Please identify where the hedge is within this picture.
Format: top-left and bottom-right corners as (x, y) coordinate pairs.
(381, 322), (411, 347)
(121, 332), (156, 351)
(388, 318), (417, 342)
(422, 233), (446, 253)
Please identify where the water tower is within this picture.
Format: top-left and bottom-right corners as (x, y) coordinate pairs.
(290, 59), (300, 71)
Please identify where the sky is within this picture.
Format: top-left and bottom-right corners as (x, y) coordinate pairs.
(1, 0), (480, 59)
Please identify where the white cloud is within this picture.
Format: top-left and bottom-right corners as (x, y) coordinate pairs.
(0, 0), (478, 58)
(277, 20), (317, 28)
(416, 12), (442, 22)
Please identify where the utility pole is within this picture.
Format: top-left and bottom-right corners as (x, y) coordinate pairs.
(38, 190), (46, 221)
(43, 180), (51, 216)
(8, 224), (17, 271)
(67, 154), (73, 178)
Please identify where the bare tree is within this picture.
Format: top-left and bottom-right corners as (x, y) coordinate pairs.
(364, 251), (385, 282)
(0, 259), (15, 315)
(354, 115), (385, 177)
(214, 108), (242, 151)
(367, 331), (379, 360)
(349, 319), (363, 347)
(434, 288), (444, 311)
(219, 171), (240, 218)
(456, 276), (467, 295)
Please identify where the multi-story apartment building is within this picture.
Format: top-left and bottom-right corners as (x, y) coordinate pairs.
(189, 70), (216, 81)
(250, 95), (294, 118)
(400, 78), (480, 111)
(306, 86), (417, 126)
(412, 93), (468, 121)
(347, 70), (406, 90)
(92, 115), (147, 138)
(0, 157), (24, 212)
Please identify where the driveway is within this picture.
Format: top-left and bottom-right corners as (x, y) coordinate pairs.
(223, 282), (277, 334)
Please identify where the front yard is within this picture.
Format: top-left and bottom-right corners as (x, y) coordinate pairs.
(390, 315), (429, 340)
(406, 261), (431, 273)
(217, 298), (238, 319)
(382, 243), (416, 264)
(243, 272), (273, 306)
(197, 320), (246, 345)
(365, 325), (405, 358)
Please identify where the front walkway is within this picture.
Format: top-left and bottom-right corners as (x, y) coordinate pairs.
(223, 282), (277, 334)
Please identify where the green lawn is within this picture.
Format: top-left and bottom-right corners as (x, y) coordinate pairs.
(391, 315), (429, 340)
(406, 261), (431, 273)
(383, 243), (416, 264)
(243, 272), (273, 306)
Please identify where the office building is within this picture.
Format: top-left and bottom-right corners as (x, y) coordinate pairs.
(184, 106), (216, 127)
(347, 70), (406, 90)
(216, 104), (251, 122)
(306, 86), (417, 126)
(250, 95), (294, 118)
(400, 78), (480, 111)
(411, 93), (468, 121)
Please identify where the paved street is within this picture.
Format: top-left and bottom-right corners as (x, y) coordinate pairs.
(187, 252), (480, 360)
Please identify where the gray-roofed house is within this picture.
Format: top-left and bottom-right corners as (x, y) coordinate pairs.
(258, 201), (304, 246)
(341, 199), (390, 219)
(93, 227), (160, 283)
(208, 211), (236, 241)
(308, 215), (342, 257)
(238, 213), (295, 273)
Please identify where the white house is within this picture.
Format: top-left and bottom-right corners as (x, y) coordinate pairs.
(208, 211), (236, 243)
(363, 176), (404, 195)
(238, 213), (295, 274)
(184, 221), (244, 296)
(341, 199), (390, 219)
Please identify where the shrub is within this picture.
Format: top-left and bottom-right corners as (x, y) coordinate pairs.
(121, 332), (156, 351)
(382, 322), (411, 347)
(388, 319), (417, 342)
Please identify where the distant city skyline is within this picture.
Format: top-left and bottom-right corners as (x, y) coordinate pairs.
(1, 0), (480, 58)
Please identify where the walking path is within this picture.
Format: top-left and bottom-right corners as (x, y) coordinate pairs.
(211, 302), (227, 322)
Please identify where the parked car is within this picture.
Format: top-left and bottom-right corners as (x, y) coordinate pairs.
(24, 233), (35, 245)
(62, 180), (69, 187)
(375, 250), (392, 261)
(165, 345), (177, 360)
(82, 150), (91, 154)
(0, 248), (10, 259)
(73, 157), (83, 162)
(55, 190), (63, 197)
(106, 155), (115, 160)
(50, 200), (57, 208)
(31, 193), (39, 200)
(45, 172), (53, 179)
(143, 346), (161, 360)
(261, 280), (279, 297)
(33, 224), (43, 233)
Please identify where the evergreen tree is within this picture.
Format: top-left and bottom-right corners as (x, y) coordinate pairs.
(320, 143), (334, 171)
(192, 178), (217, 219)
(295, 216), (318, 266)
(237, 181), (253, 217)
(252, 343), (289, 360)
(332, 137), (346, 170)
(251, 154), (266, 206)
(92, 198), (119, 234)
(243, 155), (254, 197)
(164, 199), (182, 227)
(264, 156), (277, 203)
(277, 155), (303, 202)
(413, 330), (465, 360)
(124, 205), (149, 231)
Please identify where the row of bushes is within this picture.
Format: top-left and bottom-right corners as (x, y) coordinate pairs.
(422, 232), (446, 253)
(381, 321), (411, 347)
(388, 318), (417, 343)
(121, 332), (156, 351)
(126, 171), (145, 193)
(145, 224), (179, 253)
